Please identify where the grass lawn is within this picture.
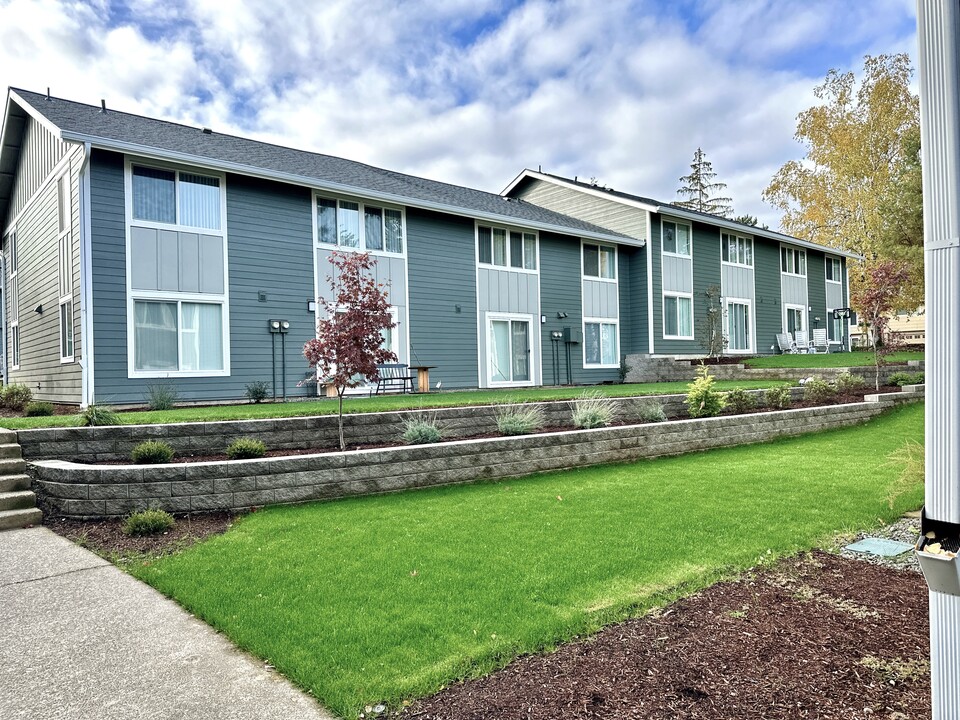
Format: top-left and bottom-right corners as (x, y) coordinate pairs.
(743, 350), (924, 369)
(0, 379), (790, 430)
(130, 403), (924, 718)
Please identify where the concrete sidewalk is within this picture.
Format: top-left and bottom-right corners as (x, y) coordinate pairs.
(0, 527), (335, 720)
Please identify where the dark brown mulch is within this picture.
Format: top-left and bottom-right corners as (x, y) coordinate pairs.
(0, 403), (78, 419)
(402, 552), (929, 720)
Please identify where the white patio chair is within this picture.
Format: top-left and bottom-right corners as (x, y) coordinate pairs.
(776, 333), (796, 354)
(811, 328), (829, 353)
(793, 330), (811, 353)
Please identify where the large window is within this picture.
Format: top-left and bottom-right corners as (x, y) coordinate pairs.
(722, 233), (753, 266)
(318, 197), (403, 254)
(584, 320), (618, 366)
(478, 225), (536, 270)
(488, 316), (531, 385)
(825, 256), (842, 282)
(781, 246), (806, 276)
(133, 301), (224, 372)
(132, 165), (221, 230)
(58, 175), (74, 361)
(663, 294), (693, 338)
(726, 300), (752, 352)
(662, 220), (691, 256)
(583, 243), (615, 279)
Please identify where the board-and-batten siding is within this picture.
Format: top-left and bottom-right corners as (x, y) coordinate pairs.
(4, 127), (82, 402)
(511, 178), (647, 240)
(753, 240), (782, 352)
(406, 208), (479, 389)
(90, 152), (316, 403)
(476, 266), (540, 387)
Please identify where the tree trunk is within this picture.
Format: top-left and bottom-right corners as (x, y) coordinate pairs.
(337, 387), (346, 450)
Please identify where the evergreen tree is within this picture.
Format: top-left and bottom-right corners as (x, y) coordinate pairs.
(676, 148), (733, 217)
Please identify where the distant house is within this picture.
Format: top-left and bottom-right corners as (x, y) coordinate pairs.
(0, 89), (858, 406)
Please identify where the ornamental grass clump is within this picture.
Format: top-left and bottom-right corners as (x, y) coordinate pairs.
(686, 365), (726, 418)
(495, 403), (545, 436)
(636, 399), (667, 423)
(834, 371), (867, 393)
(227, 438), (267, 460)
(146, 383), (179, 411)
(570, 390), (618, 429)
(78, 404), (121, 427)
(802, 376), (836, 403)
(401, 414), (443, 445)
(122, 509), (175, 537)
(131, 440), (174, 465)
(724, 387), (756, 415)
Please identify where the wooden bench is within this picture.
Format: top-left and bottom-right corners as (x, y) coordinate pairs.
(374, 363), (417, 394)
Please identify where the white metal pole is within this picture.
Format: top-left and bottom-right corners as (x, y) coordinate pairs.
(917, 2), (960, 717)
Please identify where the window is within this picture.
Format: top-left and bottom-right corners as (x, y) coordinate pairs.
(133, 300), (224, 372)
(722, 233), (753, 266)
(488, 316), (531, 384)
(583, 243), (616, 279)
(132, 165), (221, 230)
(785, 305), (805, 334)
(317, 196), (403, 253)
(827, 314), (842, 343)
(58, 175), (74, 361)
(478, 225), (536, 270)
(662, 220), (691, 256)
(8, 230), (18, 369)
(825, 257), (842, 282)
(584, 320), (618, 366)
(781, 246), (806, 276)
(726, 300), (751, 352)
(663, 294), (693, 338)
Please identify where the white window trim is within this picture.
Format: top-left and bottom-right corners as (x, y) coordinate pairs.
(721, 233), (754, 268)
(128, 160), (225, 233)
(7, 229), (18, 371)
(485, 312), (536, 387)
(582, 317), (620, 369)
(124, 156), (231, 379)
(314, 191), (408, 258)
(784, 303), (807, 334)
(780, 245), (807, 277)
(475, 222), (538, 274)
(58, 173), (75, 363)
(724, 297), (754, 354)
(580, 240), (617, 282)
(662, 291), (695, 340)
(660, 218), (693, 259)
(825, 256), (843, 284)
(59, 301), (74, 364)
(10, 322), (19, 371)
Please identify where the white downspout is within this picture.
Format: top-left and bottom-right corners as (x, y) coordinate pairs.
(78, 142), (94, 407)
(916, 2), (960, 717)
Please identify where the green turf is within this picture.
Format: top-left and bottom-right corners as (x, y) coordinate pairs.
(129, 403), (924, 717)
(0, 379), (791, 430)
(742, 351), (923, 369)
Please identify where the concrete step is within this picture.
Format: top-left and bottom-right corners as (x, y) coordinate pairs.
(0, 490), (36, 512)
(0, 443), (22, 459)
(0, 507), (42, 531)
(0, 458), (26, 476)
(0, 474), (30, 493)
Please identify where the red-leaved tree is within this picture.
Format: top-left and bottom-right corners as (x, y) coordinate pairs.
(851, 260), (911, 390)
(303, 251), (396, 449)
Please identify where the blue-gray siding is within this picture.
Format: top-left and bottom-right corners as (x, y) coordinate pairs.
(753, 240), (782, 353)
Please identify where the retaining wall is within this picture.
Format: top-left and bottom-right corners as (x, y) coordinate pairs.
(31, 389), (922, 519)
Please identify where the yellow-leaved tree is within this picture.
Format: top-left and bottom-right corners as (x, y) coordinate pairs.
(763, 54), (923, 310)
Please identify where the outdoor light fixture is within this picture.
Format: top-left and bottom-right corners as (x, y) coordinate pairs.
(307, 300), (317, 312)
(557, 311), (568, 319)
(34, 304), (42, 314)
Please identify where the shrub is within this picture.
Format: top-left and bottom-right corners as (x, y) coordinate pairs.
(725, 387), (756, 414)
(401, 414), (443, 444)
(145, 383), (179, 411)
(618, 357), (630, 383)
(803, 376), (836, 403)
(636, 399), (666, 423)
(25, 401), (54, 417)
(77, 404), (121, 426)
(686, 365), (726, 418)
(765, 386), (792, 410)
(122, 509), (175, 537)
(571, 391), (619, 429)
(496, 403), (545, 436)
(835, 371), (866, 393)
(226, 437), (266, 460)
(131, 440), (174, 464)
(245, 381), (270, 403)
(889, 371), (925, 387)
(2, 383), (32, 410)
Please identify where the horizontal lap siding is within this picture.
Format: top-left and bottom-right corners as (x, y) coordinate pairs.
(406, 208), (479, 389)
(754, 240), (782, 354)
(807, 252), (827, 336)
(619, 246), (646, 355)
(511, 178), (647, 240)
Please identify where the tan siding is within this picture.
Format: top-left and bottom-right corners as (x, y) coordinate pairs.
(7, 117), (70, 226)
(514, 179), (647, 240)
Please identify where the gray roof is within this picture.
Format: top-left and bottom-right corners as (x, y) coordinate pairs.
(4, 89), (632, 243)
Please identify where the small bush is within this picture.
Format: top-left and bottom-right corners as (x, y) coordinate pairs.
(226, 437), (266, 460)
(765, 386), (792, 410)
(636, 399), (666, 423)
(77, 404), (121, 426)
(131, 440), (174, 464)
(803, 376), (836, 403)
(571, 391), (619, 429)
(889, 371), (925, 387)
(401, 414), (443, 444)
(122, 509), (175, 537)
(686, 365), (726, 418)
(245, 381), (270, 403)
(2, 383), (32, 411)
(724, 387), (756, 414)
(145, 383), (179, 411)
(24, 401), (54, 417)
(618, 357), (630, 383)
(496, 403), (545, 436)
(835, 371), (866, 393)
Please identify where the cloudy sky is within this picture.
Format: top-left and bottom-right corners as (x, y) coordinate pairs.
(1, 0), (917, 227)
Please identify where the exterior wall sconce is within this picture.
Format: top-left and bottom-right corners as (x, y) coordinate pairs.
(34, 304), (42, 314)
(307, 300), (317, 312)
(556, 311), (568, 319)
(268, 319), (290, 334)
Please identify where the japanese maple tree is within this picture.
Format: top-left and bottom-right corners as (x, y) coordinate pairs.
(850, 260), (911, 390)
(303, 251), (396, 449)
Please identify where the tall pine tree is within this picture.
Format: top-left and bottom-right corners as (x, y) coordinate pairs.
(676, 147), (733, 217)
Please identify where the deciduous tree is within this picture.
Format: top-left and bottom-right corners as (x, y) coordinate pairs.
(303, 251), (396, 449)
(676, 148), (733, 217)
(850, 260), (911, 390)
